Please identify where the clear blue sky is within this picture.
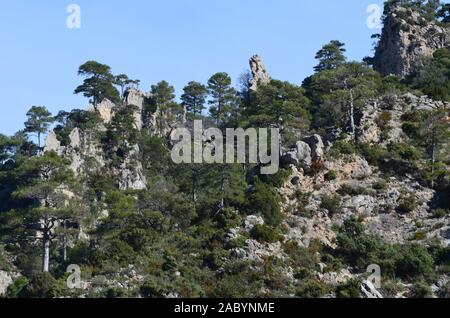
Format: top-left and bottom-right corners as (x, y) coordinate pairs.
(0, 0), (387, 136)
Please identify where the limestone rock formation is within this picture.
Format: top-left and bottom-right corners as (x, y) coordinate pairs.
(44, 131), (63, 155)
(249, 54), (271, 91)
(124, 88), (146, 129)
(87, 99), (115, 123)
(303, 134), (325, 162)
(0, 271), (12, 296)
(281, 141), (312, 168)
(356, 92), (450, 145)
(374, 2), (449, 77)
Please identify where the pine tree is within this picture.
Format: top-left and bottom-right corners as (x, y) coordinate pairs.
(314, 40), (347, 72)
(207, 73), (238, 126)
(418, 108), (450, 187)
(11, 151), (76, 272)
(150, 81), (181, 137)
(24, 106), (54, 150)
(181, 81), (208, 117)
(305, 62), (380, 137)
(248, 80), (311, 149)
(115, 74), (140, 100)
(74, 61), (120, 109)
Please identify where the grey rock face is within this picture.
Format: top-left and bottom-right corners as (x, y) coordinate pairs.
(249, 55), (271, 91)
(303, 134), (325, 162)
(124, 88), (146, 129)
(44, 131), (62, 155)
(296, 141), (313, 167)
(87, 99), (115, 123)
(357, 93), (450, 145)
(374, 3), (449, 77)
(281, 141), (312, 168)
(0, 271), (12, 296)
(244, 215), (264, 231)
(361, 281), (383, 299)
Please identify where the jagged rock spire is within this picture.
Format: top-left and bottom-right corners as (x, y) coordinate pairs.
(249, 54), (271, 91)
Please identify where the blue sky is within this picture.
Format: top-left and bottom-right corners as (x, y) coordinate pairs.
(0, 0), (388, 136)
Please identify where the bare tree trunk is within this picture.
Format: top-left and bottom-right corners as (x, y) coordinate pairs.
(431, 140), (436, 189)
(219, 168), (225, 211)
(42, 232), (50, 272)
(38, 132), (41, 151)
(348, 88), (356, 139)
(192, 168), (198, 203)
(62, 221), (67, 262)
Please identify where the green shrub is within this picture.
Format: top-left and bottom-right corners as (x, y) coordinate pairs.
(372, 179), (388, 191)
(395, 244), (434, 279)
(105, 287), (131, 298)
(376, 111), (392, 130)
(19, 272), (58, 298)
(388, 143), (421, 161)
(337, 184), (365, 196)
(260, 168), (292, 188)
(330, 141), (357, 157)
(397, 194), (418, 214)
(250, 224), (282, 243)
(140, 277), (166, 298)
(402, 122), (419, 139)
(248, 181), (283, 227)
(432, 208), (449, 219)
(336, 279), (361, 298)
(438, 282), (450, 298)
(296, 279), (330, 298)
(410, 281), (433, 298)
(324, 170), (337, 181)
(320, 195), (342, 217)
(409, 231), (427, 241)
(6, 276), (29, 298)
(355, 143), (388, 166)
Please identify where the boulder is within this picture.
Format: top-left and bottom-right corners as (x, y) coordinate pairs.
(244, 215), (264, 231)
(303, 134), (325, 162)
(281, 141), (312, 168)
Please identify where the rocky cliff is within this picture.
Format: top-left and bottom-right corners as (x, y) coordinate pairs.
(45, 89), (185, 191)
(373, 2), (449, 77)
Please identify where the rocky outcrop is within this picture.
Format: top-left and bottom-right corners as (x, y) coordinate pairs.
(0, 271), (13, 296)
(303, 134), (325, 162)
(282, 135), (326, 170)
(249, 55), (271, 91)
(281, 141), (312, 168)
(87, 99), (115, 123)
(45, 97), (148, 191)
(361, 281), (383, 299)
(356, 93), (450, 145)
(44, 131), (63, 155)
(124, 88), (147, 130)
(374, 2), (449, 77)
